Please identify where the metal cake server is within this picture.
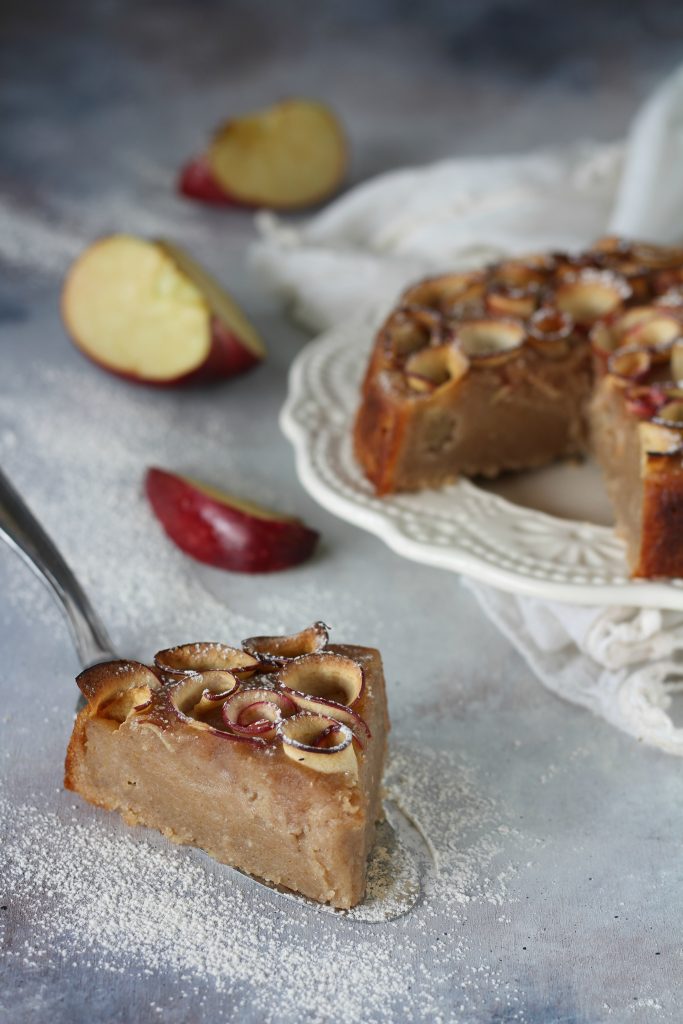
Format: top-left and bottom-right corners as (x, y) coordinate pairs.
(0, 466), (116, 667)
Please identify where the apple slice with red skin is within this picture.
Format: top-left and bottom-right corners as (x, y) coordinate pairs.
(178, 156), (262, 209)
(145, 467), (319, 573)
(242, 622), (329, 663)
(179, 99), (347, 210)
(62, 235), (265, 385)
(178, 155), (238, 206)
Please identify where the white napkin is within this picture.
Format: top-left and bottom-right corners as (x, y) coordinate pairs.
(253, 64), (683, 755)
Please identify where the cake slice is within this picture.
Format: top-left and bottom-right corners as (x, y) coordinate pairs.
(65, 623), (389, 908)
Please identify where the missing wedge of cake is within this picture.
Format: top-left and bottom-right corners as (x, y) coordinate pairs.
(65, 623), (389, 909)
(354, 236), (683, 578)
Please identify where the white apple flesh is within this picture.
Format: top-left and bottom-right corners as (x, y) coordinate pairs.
(180, 99), (347, 210)
(62, 235), (265, 385)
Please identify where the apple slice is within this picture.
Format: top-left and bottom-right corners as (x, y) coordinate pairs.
(62, 234), (265, 385)
(179, 99), (347, 210)
(178, 155), (236, 206)
(145, 467), (319, 573)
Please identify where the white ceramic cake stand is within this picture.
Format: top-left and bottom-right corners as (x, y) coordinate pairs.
(280, 313), (683, 610)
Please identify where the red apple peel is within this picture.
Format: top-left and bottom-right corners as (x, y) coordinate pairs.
(145, 468), (319, 574)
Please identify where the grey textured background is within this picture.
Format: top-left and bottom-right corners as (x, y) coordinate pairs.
(2, 3), (683, 1022)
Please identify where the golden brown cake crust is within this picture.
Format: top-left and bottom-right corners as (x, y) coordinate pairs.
(638, 452), (683, 577)
(354, 371), (411, 495)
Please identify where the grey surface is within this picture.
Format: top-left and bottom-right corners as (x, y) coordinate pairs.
(2, 3), (683, 1022)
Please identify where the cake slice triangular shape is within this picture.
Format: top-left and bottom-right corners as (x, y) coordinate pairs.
(65, 624), (389, 908)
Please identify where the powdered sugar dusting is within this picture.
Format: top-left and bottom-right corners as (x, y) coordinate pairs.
(0, 170), (207, 277)
(0, 352), (375, 656)
(1, 743), (526, 1023)
(0, 197), (82, 275)
(0, 359), (267, 654)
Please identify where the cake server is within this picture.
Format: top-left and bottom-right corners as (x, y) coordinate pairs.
(0, 466), (116, 667)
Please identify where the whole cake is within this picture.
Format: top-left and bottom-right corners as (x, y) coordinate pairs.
(353, 236), (683, 578)
(65, 623), (388, 908)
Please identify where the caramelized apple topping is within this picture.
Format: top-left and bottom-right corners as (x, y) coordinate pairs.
(163, 671), (263, 741)
(554, 270), (630, 325)
(276, 652), (365, 706)
(591, 308), (664, 361)
(101, 685), (156, 723)
(456, 318), (525, 364)
(529, 306), (572, 339)
(404, 344), (469, 393)
(590, 240), (683, 299)
(626, 382), (667, 417)
(613, 307), (662, 336)
(527, 307), (573, 357)
(284, 691), (370, 743)
(242, 621), (329, 663)
(485, 286), (537, 320)
(589, 321), (620, 359)
(624, 385), (669, 420)
(279, 713), (357, 778)
(652, 400), (683, 429)
(172, 670), (238, 710)
(641, 421), (683, 457)
(378, 241), (683, 394)
(155, 642), (259, 679)
(84, 627), (369, 775)
(629, 241), (683, 270)
(552, 251), (602, 280)
(222, 688), (297, 739)
(189, 670), (242, 717)
(77, 660), (160, 716)
(608, 347), (653, 381)
(244, 628), (371, 751)
(625, 313), (682, 349)
(489, 259), (549, 292)
(670, 341), (683, 383)
(381, 308), (446, 361)
(401, 271), (485, 315)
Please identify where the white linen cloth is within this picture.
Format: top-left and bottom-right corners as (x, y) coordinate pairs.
(253, 65), (683, 755)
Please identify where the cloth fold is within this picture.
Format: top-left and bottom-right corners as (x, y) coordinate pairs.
(253, 64), (683, 754)
(253, 141), (623, 330)
(466, 580), (683, 755)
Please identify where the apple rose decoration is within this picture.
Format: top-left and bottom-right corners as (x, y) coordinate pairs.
(62, 235), (265, 385)
(179, 98), (347, 210)
(136, 624), (370, 776)
(145, 468), (319, 573)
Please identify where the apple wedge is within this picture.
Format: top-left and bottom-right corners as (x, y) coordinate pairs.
(62, 235), (265, 385)
(179, 99), (347, 210)
(178, 155), (237, 206)
(145, 468), (319, 573)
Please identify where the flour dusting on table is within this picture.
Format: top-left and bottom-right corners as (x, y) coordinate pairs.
(0, 359), (369, 657)
(1, 743), (525, 1023)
